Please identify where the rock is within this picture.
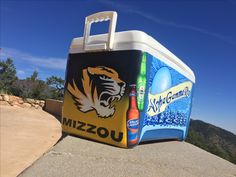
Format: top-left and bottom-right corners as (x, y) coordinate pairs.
(0, 95), (3, 101)
(32, 104), (40, 109)
(9, 101), (15, 106)
(39, 100), (45, 107)
(23, 103), (31, 108)
(3, 95), (9, 102)
(40, 100), (45, 104)
(9, 95), (20, 102)
(39, 103), (45, 107)
(35, 100), (40, 104)
(25, 98), (35, 104)
(0, 101), (10, 106)
(37, 105), (42, 109)
(18, 99), (24, 104)
(9, 101), (23, 108)
(16, 103), (25, 108)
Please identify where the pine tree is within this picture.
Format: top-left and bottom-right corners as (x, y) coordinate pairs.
(0, 58), (18, 93)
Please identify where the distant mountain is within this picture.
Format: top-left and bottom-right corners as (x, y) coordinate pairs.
(186, 119), (236, 164)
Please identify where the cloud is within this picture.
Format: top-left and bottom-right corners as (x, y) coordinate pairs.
(17, 70), (25, 75)
(100, 0), (235, 45)
(0, 47), (66, 70)
(16, 69), (26, 78)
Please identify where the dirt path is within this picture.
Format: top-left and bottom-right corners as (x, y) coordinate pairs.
(0, 105), (61, 177)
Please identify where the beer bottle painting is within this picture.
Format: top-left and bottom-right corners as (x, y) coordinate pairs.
(127, 84), (140, 147)
(136, 52), (147, 111)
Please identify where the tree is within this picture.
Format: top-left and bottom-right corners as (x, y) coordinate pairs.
(23, 70), (47, 99)
(46, 76), (65, 100)
(0, 57), (64, 100)
(31, 80), (47, 99)
(10, 70), (48, 99)
(0, 58), (18, 93)
(26, 70), (38, 81)
(30, 70), (38, 81)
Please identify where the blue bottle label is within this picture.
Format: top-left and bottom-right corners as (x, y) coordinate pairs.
(128, 131), (138, 140)
(127, 119), (139, 130)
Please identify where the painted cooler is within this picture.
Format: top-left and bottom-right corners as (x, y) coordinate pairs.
(62, 11), (195, 148)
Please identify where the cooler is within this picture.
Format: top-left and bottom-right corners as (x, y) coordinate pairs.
(62, 11), (195, 148)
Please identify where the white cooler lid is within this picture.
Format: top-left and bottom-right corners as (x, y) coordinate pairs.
(69, 11), (195, 83)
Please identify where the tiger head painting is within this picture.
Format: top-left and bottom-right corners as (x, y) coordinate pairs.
(67, 66), (126, 118)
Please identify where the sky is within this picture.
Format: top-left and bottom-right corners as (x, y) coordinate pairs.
(1, 0), (236, 134)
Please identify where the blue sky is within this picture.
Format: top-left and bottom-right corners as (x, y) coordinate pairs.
(1, 0), (236, 133)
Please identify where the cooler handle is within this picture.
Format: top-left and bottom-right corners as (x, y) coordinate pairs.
(83, 11), (117, 51)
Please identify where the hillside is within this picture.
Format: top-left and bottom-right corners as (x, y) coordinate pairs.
(186, 119), (236, 164)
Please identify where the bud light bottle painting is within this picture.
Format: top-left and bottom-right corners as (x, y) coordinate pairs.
(127, 84), (140, 147)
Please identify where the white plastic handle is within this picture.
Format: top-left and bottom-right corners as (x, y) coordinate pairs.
(83, 11), (117, 51)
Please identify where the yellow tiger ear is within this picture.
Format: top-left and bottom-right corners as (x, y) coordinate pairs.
(88, 66), (105, 75)
(87, 67), (94, 75)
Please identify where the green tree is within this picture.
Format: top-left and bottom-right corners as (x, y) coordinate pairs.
(26, 70), (38, 81)
(0, 58), (18, 93)
(46, 76), (64, 100)
(30, 70), (38, 81)
(31, 80), (47, 99)
(12, 70), (47, 99)
(27, 70), (47, 99)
